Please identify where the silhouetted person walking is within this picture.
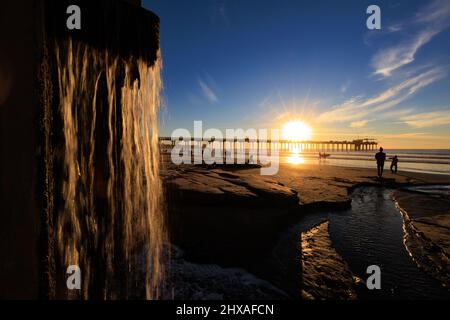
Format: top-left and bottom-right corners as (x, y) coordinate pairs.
(390, 155), (398, 174)
(375, 147), (386, 178)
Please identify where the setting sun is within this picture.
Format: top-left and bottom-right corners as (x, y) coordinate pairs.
(282, 121), (312, 141)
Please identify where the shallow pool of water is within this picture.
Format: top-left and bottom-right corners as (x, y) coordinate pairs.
(278, 187), (449, 299)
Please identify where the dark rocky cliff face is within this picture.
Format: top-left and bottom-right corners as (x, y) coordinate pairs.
(0, 0), (160, 299)
(0, 1), (40, 300)
(45, 0), (159, 65)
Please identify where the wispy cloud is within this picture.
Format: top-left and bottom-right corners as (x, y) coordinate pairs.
(400, 110), (450, 128)
(364, 67), (447, 107)
(317, 97), (367, 123)
(387, 23), (403, 33)
(378, 108), (414, 119)
(198, 79), (218, 103)
(350, 120), (369, 128)
(210, 0), (230, 27)
(381, 132), (431, 139)
(340, 80), (350, 93)
(380, 132), (450, 145)
(415, 0), (450, 23)
(317, 66), (447, 124)
(372, 30), (438, 77)
(371, 0), (450, 77)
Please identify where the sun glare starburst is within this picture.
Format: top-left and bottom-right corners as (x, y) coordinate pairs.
(282, 121), (312, 141)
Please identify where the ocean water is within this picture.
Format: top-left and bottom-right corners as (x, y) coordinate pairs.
(279, 149), (450, 175)
(161, 143), (450, 176)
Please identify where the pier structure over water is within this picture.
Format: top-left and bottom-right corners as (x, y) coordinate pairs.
(159, 137), (378, 152)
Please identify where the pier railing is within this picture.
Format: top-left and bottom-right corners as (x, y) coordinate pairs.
(159, 137), (378, 152)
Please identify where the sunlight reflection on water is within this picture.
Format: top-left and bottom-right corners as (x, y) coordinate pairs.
(287, 149), (305, 165)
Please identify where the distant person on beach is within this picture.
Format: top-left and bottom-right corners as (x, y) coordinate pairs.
(390, 155), (398, 174)
(375, 147), (386, 178)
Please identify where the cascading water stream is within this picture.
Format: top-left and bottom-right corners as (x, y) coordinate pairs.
(55, 39), (165, 299)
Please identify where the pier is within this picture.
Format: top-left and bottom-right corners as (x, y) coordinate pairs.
(159, 137), (378, 152)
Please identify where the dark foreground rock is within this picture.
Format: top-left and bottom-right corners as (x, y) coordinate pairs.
(394, 189), (450, 288)
(163, 246), (288, 300)
(163, 166), (300, 269)
(301, 221), (357, 300)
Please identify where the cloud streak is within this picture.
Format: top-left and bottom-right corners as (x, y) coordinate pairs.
(198, 79), (218, 103)
(210, 0), (230, 27)
(400, 110), (450, 128)
(317, 66), (447, 124)
(350, 120), (369, 128)
(371, 0), (450, 77)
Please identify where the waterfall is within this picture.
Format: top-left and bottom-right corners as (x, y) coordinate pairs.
(54, 39), (165, 299)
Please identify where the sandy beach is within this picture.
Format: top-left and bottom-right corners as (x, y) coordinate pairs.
(162, 162), (450, 299)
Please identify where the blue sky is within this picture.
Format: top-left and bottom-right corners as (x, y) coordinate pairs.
(143, 0), (450, 148)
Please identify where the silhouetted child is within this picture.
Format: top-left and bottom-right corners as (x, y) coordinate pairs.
(375, 147), (386, 178)
(390, 155), (398, 174)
